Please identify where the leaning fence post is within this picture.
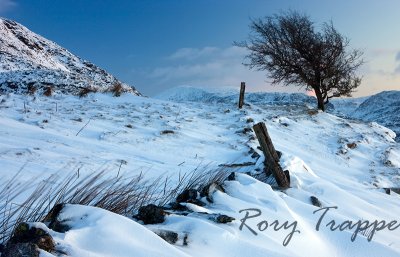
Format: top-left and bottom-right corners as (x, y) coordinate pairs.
(238, 82), (245, 109)
(253, 122), (290, 188)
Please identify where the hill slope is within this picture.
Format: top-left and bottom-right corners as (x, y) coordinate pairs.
(1, 87), (400, 256)
(352, 91), (400, 139)
(0, 18), (140, 95)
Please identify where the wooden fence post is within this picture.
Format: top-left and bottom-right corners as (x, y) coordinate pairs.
(238, 82), (245, 109)
(253, 122), (290, 188)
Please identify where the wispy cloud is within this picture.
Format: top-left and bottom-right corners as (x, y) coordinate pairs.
(0, 0), (16, 13)
(395, 52), (400, 73)
(146, 46), (299, 93)
(167, 47), (218, 60)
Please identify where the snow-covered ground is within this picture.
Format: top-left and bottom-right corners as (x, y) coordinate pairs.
(1, 87), (400, 256)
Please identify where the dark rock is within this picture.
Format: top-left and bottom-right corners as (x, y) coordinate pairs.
(246, 118), (254, 123)
(176, 189), (205, 207)
(310, 196), (322, 207)
(227, 172), (235, 181)
(167, 202), (190, 212)
(208, 214), (235, 224)
(43, 203), (70, 233)
(201, 183), (225, 203)
(2, 243), (40, 257)
(384, 188), (400, 195)
(176, 189), (198, 203)
(9, 223), (54, 252)
(251, 151), (261, 159)
(137, 204), (166, 224)
(248, 148), (261, 159)
(183, 234), (189, 246)
(241, 127), (253, 134)
(161, 130), (174, 135)
(347, 142), (357, 149)
(154, 230), (178, 245)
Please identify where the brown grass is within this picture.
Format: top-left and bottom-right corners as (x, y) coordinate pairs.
(111, 82), (123, 97)
(43, 86), (53, 97)
(0, 164), (230, 244)
(78, 87), (97, 98)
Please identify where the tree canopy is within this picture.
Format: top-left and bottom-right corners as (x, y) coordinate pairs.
(236, 11), (363, 111)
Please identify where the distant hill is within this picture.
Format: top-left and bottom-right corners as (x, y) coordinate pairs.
(352, 91), (400, 140)
(0, 18), (140, 96)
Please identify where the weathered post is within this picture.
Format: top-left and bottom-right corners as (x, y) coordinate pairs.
(238, 82), (245, 109)
(253, 122), (290, 188)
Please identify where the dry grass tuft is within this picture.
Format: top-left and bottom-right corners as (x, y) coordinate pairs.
(110, 82), (123, 97)
(0, 164), (230, 244)
(43, 86), (53, 97)
(78, 87), (97, 98)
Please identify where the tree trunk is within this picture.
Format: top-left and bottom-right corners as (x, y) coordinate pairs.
(314, 87), (325, 111)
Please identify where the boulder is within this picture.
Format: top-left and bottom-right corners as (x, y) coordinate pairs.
(137, 204), (166, 224)
(8, 223), (54, 252)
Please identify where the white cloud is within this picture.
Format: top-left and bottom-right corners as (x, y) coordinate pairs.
(167, 47), (218, 60)
(147, 46), (299, 93)
(0, 0), (16, 13)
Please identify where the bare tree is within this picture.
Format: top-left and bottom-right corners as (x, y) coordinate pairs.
(236, 11), (363, 111)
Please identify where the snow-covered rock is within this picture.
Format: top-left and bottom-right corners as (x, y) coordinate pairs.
(0, 18), (140, 96)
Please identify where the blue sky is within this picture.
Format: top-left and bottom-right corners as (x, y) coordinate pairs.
(1, 0), (399, 96)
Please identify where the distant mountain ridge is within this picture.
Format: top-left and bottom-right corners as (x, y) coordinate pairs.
(0, 18), (140, 95)
(155, 86), (315, 106)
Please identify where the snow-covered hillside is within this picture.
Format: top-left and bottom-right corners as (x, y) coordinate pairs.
(1, 87), (399, 256)
(331, 91), (400, 142)
(352, 91), (400, 141)
(0, 18), (140, 95)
